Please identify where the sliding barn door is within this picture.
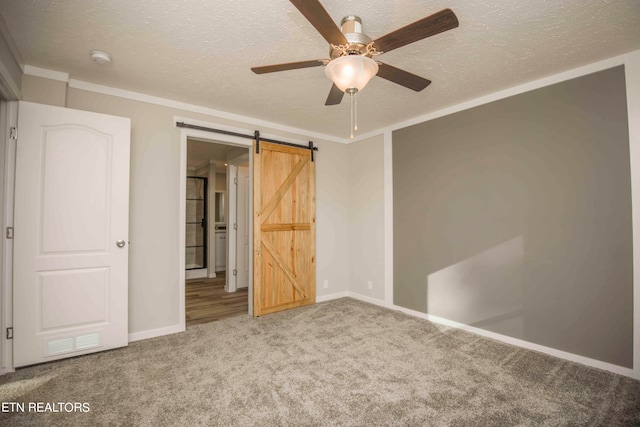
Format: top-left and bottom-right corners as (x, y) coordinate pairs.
(253, 141), (315, 316)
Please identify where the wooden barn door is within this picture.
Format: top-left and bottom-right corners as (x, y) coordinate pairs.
(253, 141), (315, 316)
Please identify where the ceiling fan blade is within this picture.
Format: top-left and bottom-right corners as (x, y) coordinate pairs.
(251, 59), (325, 74)
(373, 9), (458, 53)
(289, 0), (347, 46)
(325, 84), (344, 105)
(376, 62), (431, 92)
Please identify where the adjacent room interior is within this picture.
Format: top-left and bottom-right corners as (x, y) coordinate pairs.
(184, 138), (250, 325)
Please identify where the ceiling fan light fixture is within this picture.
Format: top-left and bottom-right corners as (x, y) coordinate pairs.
(324, 55), (378, 93)
(324, 55), (378, 139)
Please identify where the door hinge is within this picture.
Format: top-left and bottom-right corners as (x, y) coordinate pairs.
(6, 227), (13, 239)
(233, 269), (237, 276)
(6, 327), (13, 340)
(233, 223), (237, 230)
(10, 127), (17, 140)
(234, 177), (238, 185)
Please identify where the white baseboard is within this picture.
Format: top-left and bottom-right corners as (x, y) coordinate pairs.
(186, 269), (207, 280)
(346, 292), (386, 307)
(127, 293), (632, 377)
(0, 367), (14, 376)
(316, 291), (348, 303)
(390, 304), (634, 378)
(341, 293), (634, 378)
(128, 324), (184, 343)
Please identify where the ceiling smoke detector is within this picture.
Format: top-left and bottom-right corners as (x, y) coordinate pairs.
(90, 50), (112, 64)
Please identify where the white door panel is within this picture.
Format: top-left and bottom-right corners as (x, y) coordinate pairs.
(14, 101), (130, 367)
(41, 126), (111, 252)
(40, 268), (109, 329)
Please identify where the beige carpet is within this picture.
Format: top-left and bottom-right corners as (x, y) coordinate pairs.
(1, 298), (639, 426)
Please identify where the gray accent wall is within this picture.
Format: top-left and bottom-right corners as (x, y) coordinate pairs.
(393, 66), (633, 368)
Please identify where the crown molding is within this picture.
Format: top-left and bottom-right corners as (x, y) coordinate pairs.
(351, 52), (632, 143)
(390, 54), (627, 136)
(23, 65), (69, 82)
(68, 78), (349, 144)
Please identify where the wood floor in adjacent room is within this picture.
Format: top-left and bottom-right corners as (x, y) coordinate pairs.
(185, 272), (249, 327)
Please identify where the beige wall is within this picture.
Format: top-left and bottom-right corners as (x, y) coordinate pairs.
(21, 75), (66, 107)
(347, 134), (385, 300)
(215, 172), (226, 192)
(21, 76), (349, 335)
(315, 139), (349, 296)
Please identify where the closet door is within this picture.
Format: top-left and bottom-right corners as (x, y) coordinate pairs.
(14, 101), (130, 367)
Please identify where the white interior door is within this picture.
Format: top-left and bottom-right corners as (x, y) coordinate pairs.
(13, 101), (130, 367)
(236, 165), (249, 289)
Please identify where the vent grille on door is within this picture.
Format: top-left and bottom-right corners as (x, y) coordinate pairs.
(47, 337), (74, 356)
(76, 333), (101, 350)
(45, 332), (102, 357)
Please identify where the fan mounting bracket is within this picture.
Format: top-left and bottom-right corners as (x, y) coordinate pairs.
(329, 16), (380, 59)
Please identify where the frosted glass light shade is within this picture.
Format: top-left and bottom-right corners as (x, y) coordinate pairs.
(324, 55), (379, 92)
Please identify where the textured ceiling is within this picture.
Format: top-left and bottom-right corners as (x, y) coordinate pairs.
(1, 0), (640, 140)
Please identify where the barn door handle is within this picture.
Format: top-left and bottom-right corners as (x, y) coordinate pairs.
(116, 240), (126, 248)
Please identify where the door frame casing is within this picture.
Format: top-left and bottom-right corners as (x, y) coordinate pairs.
(226, 164), (237, 292)
(226, 151), (250, 293)
(0, 100), (17, 375)
(177, 117), (255, 326)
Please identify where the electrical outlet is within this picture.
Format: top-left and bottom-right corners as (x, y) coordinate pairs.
(367, 280), (373, 290)
(323, 280), (329, 289)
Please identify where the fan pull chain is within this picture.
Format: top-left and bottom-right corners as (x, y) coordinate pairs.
(348, 89), (359, 140)
(354, 91), (358, 132)
(350, 91), (355, 139)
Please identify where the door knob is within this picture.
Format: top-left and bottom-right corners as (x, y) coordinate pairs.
(116, 240), (126, 248)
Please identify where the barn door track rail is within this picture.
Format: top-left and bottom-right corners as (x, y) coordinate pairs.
(175, 122), (318, 161)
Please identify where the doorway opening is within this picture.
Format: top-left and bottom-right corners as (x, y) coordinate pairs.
(181, 131), (252, 328)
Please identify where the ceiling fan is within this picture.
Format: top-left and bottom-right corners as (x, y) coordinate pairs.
(251, 0), (459, 112)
